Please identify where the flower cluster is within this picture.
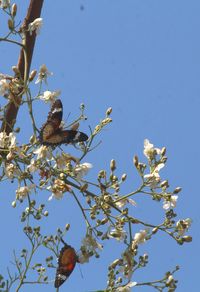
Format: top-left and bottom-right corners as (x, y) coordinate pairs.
(143, 139), (165, 189)
(16, 184), (35, 201)
(47, 179), (71, 201)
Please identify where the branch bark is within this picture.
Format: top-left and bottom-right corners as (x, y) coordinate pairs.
(1, 0), (44, 134)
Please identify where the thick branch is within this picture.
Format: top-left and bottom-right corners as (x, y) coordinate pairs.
(1, 0), (44, 134)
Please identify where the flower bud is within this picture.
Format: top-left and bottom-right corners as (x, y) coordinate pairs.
(161, 147), (166, 156)
(8, 19), (14, 30)
(12, 66), (20, 75)
(59, 173), (65, 179)
(101, 218), (108, 225)
(106, 107), (112, 116)
(182, 235), (192, 243)
(98, 170), (106, 179)
(6, 152), (14, 160)
(65, 223), (70, 230)
(110, 159), (116, 171)
(121, 173), (127, 181)
(11, 3), (17, 16)
(133, 155), (138, 167)
(152, 227), (158, 234)
(29, 70), (37, 81)
(29, 135), (36, 144)
(173, 187), (182, 194)
(12, 201), (16, 208)
(160, 180), (169, 188)
(14, 127), (20, 133)
(101, 117), (112, 126)
(161, 156), (167, 163)
(80, 183), (88, 192)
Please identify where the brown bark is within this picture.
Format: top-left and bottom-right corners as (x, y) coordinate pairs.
(1, 0), (44, 134)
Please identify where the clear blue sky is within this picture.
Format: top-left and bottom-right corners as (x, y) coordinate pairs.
(0, 0), (199, 291)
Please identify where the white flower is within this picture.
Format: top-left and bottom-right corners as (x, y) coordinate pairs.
(35, 64), (52, 84)
(28, 18), (43, 35)
(74, 162), (93, 179)
(0, 0), (10, 9)
(8, 132), (16, 148)
(116, 282), (137, 292)
(109, 227), (127, 241)
(0, 132), (6, 148)
(115, 198), (137, 209)
(163, 195), (178, 210)
(48, 189), (64, 201)
(54, 153), (77, 169)
(5, 163), (20, 179)
(47, 179), (71, 201)
(144, 163), (164, 188)
(34, 145), (52, 160)
(166, 274), (176, 287)
(78, 234), (102, 264)
(38, 90), (60, 103)
(27, 159), (38, 172)
(144, 139), (161, 159)
(0, 132), (16, 148)
(132, 230), (147, 247)
(176, 218), (192, 236)
(0, 79), (9, 95)
(16, 184), (35, 200)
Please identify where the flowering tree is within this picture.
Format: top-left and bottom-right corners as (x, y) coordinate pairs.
(0, 1), (192, 291)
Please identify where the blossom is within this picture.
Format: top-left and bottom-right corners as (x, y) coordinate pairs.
(115, 282), (137, 292)
(16, 184), (35, 200)
(5, 163), (20, 179)
(33, 145), (52, 160)
(0, 132), (16, 149)
(78, 234), (102, 263)
(81, 234), (103, 251)
(35, 64), (52, 84)
(73, 162), (93, 179)
(109, 228), (127, 241)
(28, 18), (43, 35)
(131, 230), (147, 249)
(166, 274), (176, 288)
(78, 234), (103, 264)
(163, 195), (178, 210)
(48, 179), (71, 200)
(8, 132), (16, 148)
(48, 189), (64, 201)
(144, 163), (164, 188)
(38, 90), (60, 103)
(143, 139), (161, 160)
(115, 198), (137, 209)
(176, 218), (192, 236)
(0, 79), (9, 96)
(27, 159), (38, 172)
(54, 153), (77, 169)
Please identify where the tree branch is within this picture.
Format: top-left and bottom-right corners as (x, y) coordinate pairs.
(1, 0), (44, 134)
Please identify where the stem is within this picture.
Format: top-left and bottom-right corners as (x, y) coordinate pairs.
(0, 37), (24, 47)
(71, 190), (91, 228)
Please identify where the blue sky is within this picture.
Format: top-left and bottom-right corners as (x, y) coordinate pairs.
(0, 0), (199, 291)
